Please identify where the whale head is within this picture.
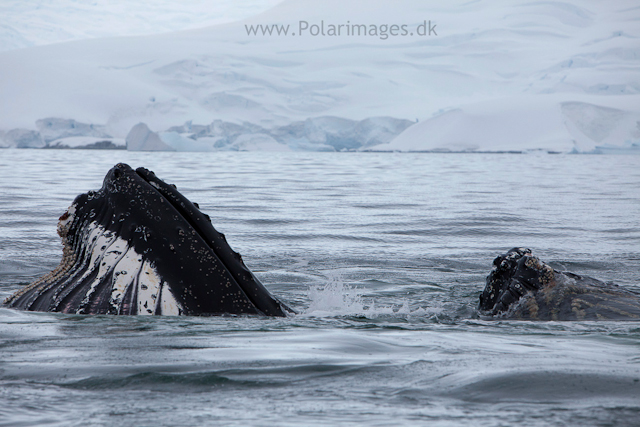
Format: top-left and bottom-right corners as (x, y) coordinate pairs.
(478, 247), (555, 316)
(5, 163), (289, 316)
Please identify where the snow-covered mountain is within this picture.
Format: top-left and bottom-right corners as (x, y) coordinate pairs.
(0, 0), (283, 51)
(1, 0), (639, 152)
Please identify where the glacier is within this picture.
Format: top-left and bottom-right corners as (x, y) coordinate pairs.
(0, 0), (638, 153)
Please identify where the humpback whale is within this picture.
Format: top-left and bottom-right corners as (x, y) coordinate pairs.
(4, 163), (290, 316)
(478, 248), (640, 320)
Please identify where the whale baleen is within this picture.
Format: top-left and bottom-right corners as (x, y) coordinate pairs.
(4, 163), (290, 316)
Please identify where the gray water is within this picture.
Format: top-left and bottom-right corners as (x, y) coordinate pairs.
(1, 149), (639, 426)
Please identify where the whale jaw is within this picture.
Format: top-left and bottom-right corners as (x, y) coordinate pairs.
(5, 163), (289, 317)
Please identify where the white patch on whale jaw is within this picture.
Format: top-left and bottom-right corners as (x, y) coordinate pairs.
(136, 263), (181, 316)
(158, 282), (181, 316)
(75, 221), (183, 316)
(108, 245), (143, 314)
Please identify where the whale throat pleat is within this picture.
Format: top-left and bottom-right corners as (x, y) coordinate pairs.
(137, 260), (163, 315)
(158, 282), (181, 316)
(109, 246), (144, 315)
(8, 219), (184, 316)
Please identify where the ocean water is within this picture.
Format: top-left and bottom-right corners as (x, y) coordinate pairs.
(0, 149), (639, 426)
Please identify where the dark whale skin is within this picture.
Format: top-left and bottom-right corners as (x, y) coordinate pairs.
(4, 163), (289, 317)
(479, 248), (640, 321)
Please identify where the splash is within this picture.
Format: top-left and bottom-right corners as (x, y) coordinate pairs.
(303, 274), (427, 318)
(305, 275), (366, 317)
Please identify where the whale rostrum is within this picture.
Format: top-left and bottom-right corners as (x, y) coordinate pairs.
(479, 248), (640, 320)
(4, 163), (290, 316)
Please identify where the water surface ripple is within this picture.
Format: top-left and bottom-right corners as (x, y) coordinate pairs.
(1, 150), (639, 426)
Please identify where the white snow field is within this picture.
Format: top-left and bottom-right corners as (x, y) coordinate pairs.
(1, 0), (639, 152)
(0, 0), (284, 51)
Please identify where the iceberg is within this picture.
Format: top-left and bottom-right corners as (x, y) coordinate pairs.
(158, 131), (214, 152)
(270, 116), (414, 151)
(36, 118), (111, 143)
(126, 123), (175, 151)
(116, 116), (412, 152)
(2, 128), (43, 148)
(230, 133), (292, 152)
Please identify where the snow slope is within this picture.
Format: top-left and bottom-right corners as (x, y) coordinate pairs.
(1, 0), (639, 152)
(0, 0), (283, 51)
(381, 96), (640, 153)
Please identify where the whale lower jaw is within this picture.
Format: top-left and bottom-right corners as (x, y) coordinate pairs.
(6, 213), (183, 315)
(73, 220), (183, 316)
